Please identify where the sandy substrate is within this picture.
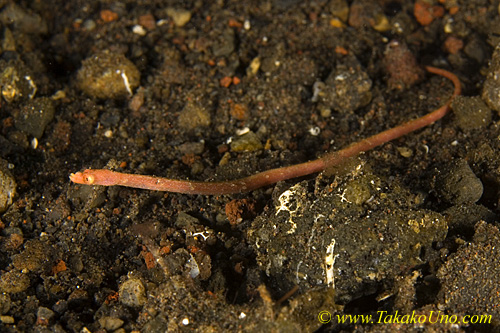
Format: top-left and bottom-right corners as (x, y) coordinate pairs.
(0, 1), (499, 332)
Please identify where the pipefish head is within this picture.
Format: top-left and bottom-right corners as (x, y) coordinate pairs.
(69, 169), (96, 185)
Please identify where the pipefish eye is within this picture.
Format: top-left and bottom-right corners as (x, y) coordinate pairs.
(84, 174), (95, 184)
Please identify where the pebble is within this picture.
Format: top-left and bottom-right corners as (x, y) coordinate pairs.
(82, 19), (96, 31)
(132, 25), (147, 36)
(413, 1), (444, 26)
(443, 204), (496, 231)
(14, 97), (55, 138)
(451, 96), (492, 130)
(5, 131), (28, 150)
(99, 316), (124, 331)
(396, 146), (413, 158)
(178, 101), (211, 130)
(2, 28), (16, 52)
(76, 51), (140, 99)
(0, 293), (11, 314)
(383, 40), (424, 90)
(482, 43), (500, 114)
(166, 7), (192, 27)
(342, 178), (372, 205)
(443, 36), (464, 55)
(119, 278), (147, 307)
(12, 239), (50, 273)
(0, 316), (14, 324)
(348, 0), (391, 32)
(52, 300), (68, 314)
(36, 306), (55, 325)
(435, 159), (483, 205)
(0, 60), (37, 104)
(437, 222), (500, 319)
(246, 57), (261, 76)
(177, 141), (205, 155)
(102, 9), (119, 22)
(0, 3), (48, 34)
(2, 229), (23, 251)
(317, 58), (372, 113)
(175, 211), (200, 229)
(138, 14), (156, 30)
(68, 289), (88, 307)
(0, 158), (16, 213)
(260, 44), (284, 74)
(230, 103), (249, 120)
(0, 269), (30, 294)
(212, 28), (235, 57)
(464, 38), (487, 64)
(230, 131), (263, 152)
(142, 315), (168, 332)
(327, 0), (349, 22)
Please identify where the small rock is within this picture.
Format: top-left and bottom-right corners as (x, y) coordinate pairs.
(142, 315), (168, 333)
(383, 40), (424, 90)
(317, 58), (372, 113)
(0, 293), (11, 314)
(67, 289), (89, 307)
(178, 100), (211, 130)
(0, 3), (48, 34)
(166, 7), (192, 27)
(0, 60), (37, 103)
(47, 121), (72, 153)
(99, 316), (124, 331)
(482, 43), (500, 114)
(464, 38), (487, 64)
(14, 97), (55, 138)
(328, 0), (349, 22)
(82, 19), (96, 31)
(2, 28), (16, 53)
(437, 221), (500, 320)
(260, 43), (285, 74)
(175, 211), (200, 229)
(246, 57), (261, 76)
(119, 278), (147, 307)
(99, 109), (121, 127)
(6, 131), (29, 150)
(230, 103), (249, 121)
(36, 306), (55, 325)
(0, 159), (16, 213)
(225, 198), (257, 225)
(163, 248), (191, 276)
(52, 300), (68, 314)
(138, 14), (156, 30)
(186, 249), (212, 280)
(1, 228), (23, 251)
(0, 135), (23, 157)
(230, 131), (263, 152)
(0, 315), (14, 324)
(348, 0), (390, 32)
(212, 28), (235, 57)
(343, 178), (372, 205)
(396, 146), (413, 158)
(0, 269), (30, 293)
(413, 1), (444, 26)
(12, 239), (51, 273)
(443, 204), (496, 231)
(77, 51), (140, 99)
(100, 9), (119, 23)
(443, 36), (464, 55)
(451, 96), (492, 130)
(435, 159), (483, 205)
(177, 141), (205, 155)
(68, 178), (107, 210)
